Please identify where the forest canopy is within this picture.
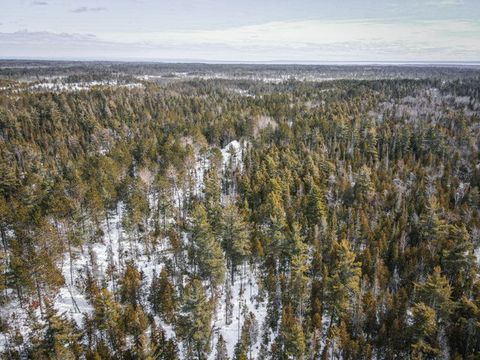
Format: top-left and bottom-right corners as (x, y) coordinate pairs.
(0, 63), (479, 359)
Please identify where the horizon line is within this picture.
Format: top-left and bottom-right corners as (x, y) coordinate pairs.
(1, 57), (480, 67)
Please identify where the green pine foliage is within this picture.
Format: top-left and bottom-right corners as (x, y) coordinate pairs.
(0, 66), (480, 359)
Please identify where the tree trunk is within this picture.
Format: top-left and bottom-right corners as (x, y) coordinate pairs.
(35, 276), (44, 317)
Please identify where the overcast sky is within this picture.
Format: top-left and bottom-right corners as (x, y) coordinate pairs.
(1, 0), (479, 62)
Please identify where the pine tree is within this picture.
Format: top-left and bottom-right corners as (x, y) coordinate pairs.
(289, 222), (309, 318)
(409, 302), (440, 359)
(122, 304), (148, 356)
(323, 239), (361, 336)
(151, 324), (180, 360)
(440, 224), (477, 296)
(0, 248), (6, 301)
(279, 304), (306, 359)
(221, 202), (250, 283)
(355, 165), (374, 202)
(415, 266), (455, 322)
(265, 178), (288, 263)
(239, 312), (259, 359)
(306, 178), (327, 231)
(122, 177), (150, 236)
(191, 203), (225, 288)
(149, 269), (176, 323)
(37, 300), (82, 360)
(93, 288), (124, 351)
(120, 261), (142, 306)
(204, 165), (222, 229)
(215, 334), (229, 360)
(155, 174), (175, 234)
(177, 279), (214, 359)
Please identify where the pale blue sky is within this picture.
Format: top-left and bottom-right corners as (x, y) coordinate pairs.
(1, 0), (479, 62)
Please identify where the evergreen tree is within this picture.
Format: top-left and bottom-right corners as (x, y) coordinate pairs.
(306, 178), (327, 231)
(191, 203), (225, 288)
(35, 300), (82, 359)
(409, 302), (440, 359)
(415, 266), (455, 322)
(288, 222), (309, 318)
(215, 335), (229, 360)
(323, 239), (361, 337)
(149, 269), (176, 323)
(151, 324), (180, 360)
(177, 279), (214, 359)
(278, 304), (306, 359)
(221, 202), (250, 282)
(120, 261), (142, 306)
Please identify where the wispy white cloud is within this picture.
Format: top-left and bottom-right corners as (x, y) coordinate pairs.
(100, 19), (480, 58)
(72, 7), (107, 13)
(31, 1), (48, 5)
(427, 0), (464, 7)
(0, 31), (159, 60)
(0, 19), (479, 61)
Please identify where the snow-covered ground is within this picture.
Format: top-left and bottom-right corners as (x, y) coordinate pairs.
(1, 139), (263, 358)
(54, 205), (125, 324)
(30, 80), (144, 92)
(209, 265), (266, 360)
(221, 140), (244, 170)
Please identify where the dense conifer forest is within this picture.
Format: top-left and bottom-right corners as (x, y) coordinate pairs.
(0, 63), (479, 359)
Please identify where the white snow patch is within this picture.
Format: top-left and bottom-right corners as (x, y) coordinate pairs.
(209, 265), (266, 360)
(30, 80), (144, 92)
(221, 140), (246, 172)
